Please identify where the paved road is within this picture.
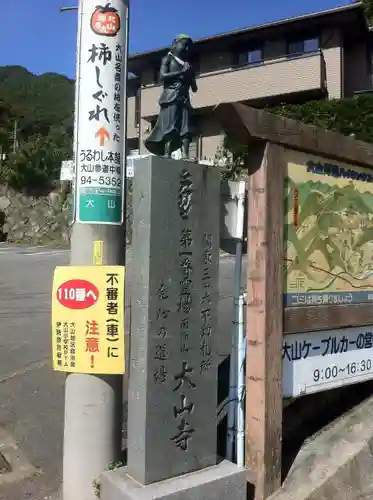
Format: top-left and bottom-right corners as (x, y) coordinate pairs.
(0, 244), (242, 500)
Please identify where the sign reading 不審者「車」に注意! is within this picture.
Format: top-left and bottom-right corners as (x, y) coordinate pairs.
(51, 265), (125, 374)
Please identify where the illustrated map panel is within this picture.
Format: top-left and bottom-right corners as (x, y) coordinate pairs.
(284, 149), (373, 307)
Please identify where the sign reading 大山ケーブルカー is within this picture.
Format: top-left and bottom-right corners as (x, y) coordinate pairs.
(51, 266), (125, 374)
(74, 0), (128, 224)
(283, 325), (373, 397)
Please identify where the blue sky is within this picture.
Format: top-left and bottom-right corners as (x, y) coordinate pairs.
(1, 0), (351, 79)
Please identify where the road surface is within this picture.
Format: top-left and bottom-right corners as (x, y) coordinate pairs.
(0, 244), (242, 500)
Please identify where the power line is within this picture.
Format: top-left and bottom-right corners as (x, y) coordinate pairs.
(60, 6), (78, 12)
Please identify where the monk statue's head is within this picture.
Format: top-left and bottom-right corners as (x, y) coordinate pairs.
(171, 34), (194, 59)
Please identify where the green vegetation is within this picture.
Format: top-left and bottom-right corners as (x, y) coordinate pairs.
(93, 460), (125, 498)
(270, 94), (373, 144)
(3, 62), (373, 190)
(359, 0), (373, 24)
(0, 66), (74, 190)
(4, 127), (72, 191)
(217, 94), (373, 178)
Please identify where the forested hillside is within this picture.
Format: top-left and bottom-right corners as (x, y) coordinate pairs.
(0, 66), (74, 148)
(0, 66), (74, 189)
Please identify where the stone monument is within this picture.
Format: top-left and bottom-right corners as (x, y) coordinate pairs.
(100, 156), (247, 500)
(144, 34), (198, 160)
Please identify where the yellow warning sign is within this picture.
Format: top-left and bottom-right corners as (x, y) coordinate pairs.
(51, 265), (125, 374)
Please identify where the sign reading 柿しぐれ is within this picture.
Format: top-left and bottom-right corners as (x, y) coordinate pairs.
(74, 0), (128, 224)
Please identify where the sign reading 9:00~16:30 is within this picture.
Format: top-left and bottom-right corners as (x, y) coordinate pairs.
(282, 325), (373, 398)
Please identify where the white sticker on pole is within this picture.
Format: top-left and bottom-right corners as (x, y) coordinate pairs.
(283, 325), (373, 398)
(74, 0), (128, 224)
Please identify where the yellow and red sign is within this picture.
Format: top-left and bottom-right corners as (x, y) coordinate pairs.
(51, 265), (125, 374)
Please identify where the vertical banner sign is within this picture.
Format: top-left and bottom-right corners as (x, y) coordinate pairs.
(51, 266), (125, 374)
(71, 4), (83, 221)
(74, 0), (129, 224)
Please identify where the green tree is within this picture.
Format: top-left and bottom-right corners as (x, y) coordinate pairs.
(0, 99), (12, 151)
(217, 94), (373, 177)
(358, 0), (373, 24)
(0, 66), (74, 143)
(271, 95), (373, 143)
(214, 135), (250, 179)
(5, 126), (72, 191)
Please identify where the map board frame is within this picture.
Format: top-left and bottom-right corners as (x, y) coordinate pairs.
(214, 102), (373, 500)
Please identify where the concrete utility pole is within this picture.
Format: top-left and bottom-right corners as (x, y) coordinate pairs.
(62, 1), (129, 499)
(12, 120), (18, 153)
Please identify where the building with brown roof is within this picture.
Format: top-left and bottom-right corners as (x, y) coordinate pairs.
(126, 2), (373, 161)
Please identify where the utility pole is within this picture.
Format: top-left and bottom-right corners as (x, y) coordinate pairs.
(12, 120), (18, 153)
(62, 1), (129, 499)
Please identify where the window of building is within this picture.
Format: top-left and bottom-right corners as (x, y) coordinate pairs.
(304, 37), (319, 53)
(151, 56), (199, 81)
(152, 65), (160, 84)
(287, 37), (319, 56)
(191, 56), (200, 76)
(236, 47), (263, 67)
(189, 136), (200, 161)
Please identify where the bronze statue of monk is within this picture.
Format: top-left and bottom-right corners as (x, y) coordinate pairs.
(144, 34), (198, 160)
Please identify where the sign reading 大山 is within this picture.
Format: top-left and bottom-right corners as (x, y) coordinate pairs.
(74, 0), (128, 224)
(283, 325), (373, 397)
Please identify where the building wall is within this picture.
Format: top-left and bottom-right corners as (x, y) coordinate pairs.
(127, 96), (138, 139)
(199, 117), (224, 160)
(135, 25), (361, 157)
(142, 65), (158, 86)
(195, 39), (290, 75)
(139, 118), (152, 154)
(199, 50), (232, 73)
(321, 28), (343, 99)
(141, 53), (323, 117)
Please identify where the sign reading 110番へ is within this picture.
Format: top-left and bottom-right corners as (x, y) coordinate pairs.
(74, 0), (128, 225)
(51, 265), (125, 374)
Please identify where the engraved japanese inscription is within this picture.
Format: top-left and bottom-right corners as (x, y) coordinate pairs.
(129, 156), (220, 485)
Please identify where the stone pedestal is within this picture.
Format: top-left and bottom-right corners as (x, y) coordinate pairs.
(100, 461), (247, 500)
(100, 157), (246, 500)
